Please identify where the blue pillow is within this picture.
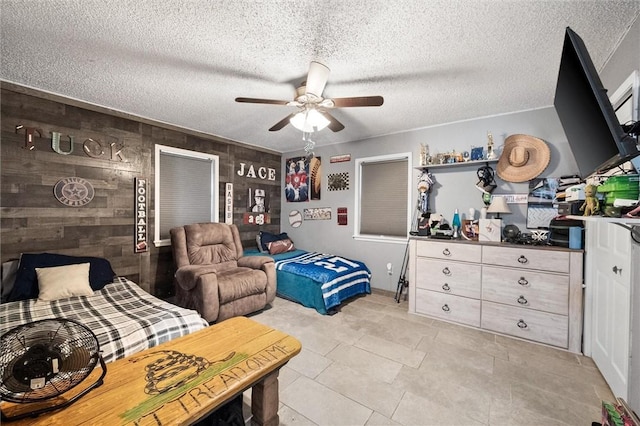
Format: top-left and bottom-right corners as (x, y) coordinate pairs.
(259, 231), (289, 252)
(8, 253), (116, 302)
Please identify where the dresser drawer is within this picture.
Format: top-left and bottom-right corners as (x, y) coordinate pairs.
(416, 289), (480, 327)
(482, 246), (570, 273)
(482, 266), (569, 315)
(416, 240), (482, 263)
(416, 258), (481, 298)
(481, 301), (568, 348)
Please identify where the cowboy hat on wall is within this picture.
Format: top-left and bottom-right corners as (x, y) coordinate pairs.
(497, 134), (551, 183)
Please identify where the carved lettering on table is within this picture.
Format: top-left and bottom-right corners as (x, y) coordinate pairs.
(120, 341), (296, 425)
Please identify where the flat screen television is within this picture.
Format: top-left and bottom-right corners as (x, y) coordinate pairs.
(554, 26), (639, 178)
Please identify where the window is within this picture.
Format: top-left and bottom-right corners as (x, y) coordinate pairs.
(154, 145), (219, 246)
(354, 153), (411, 242)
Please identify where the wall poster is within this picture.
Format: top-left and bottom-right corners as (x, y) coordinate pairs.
(285, 156), (321, 202)
(243, 187), (271, 225)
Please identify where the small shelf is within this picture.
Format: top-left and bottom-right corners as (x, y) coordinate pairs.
(414, 158), (498, 171)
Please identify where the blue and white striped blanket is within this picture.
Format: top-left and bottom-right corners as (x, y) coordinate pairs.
(275, 252), (371, 311)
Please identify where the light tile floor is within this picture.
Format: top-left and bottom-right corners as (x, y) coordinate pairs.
(243, 291), (613, 426)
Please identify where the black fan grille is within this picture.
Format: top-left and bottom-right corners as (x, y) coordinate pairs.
(0, 319), (100, 403)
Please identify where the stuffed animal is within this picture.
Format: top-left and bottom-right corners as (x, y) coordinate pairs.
(580, 184), (600, 216)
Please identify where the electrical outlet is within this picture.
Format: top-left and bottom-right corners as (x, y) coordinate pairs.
(386, 262), (393, 275)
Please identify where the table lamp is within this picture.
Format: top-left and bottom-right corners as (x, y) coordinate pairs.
(487, 196), (511, 219)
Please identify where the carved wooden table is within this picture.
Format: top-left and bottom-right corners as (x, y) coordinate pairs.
(3, 316), (301, 426)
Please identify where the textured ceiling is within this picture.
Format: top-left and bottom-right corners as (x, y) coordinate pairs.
(1, 1), (639, 153)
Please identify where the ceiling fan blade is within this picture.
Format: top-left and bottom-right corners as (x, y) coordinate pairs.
(235, 97), (290, 105)
(268, 113), (297, 131)
(330, 96), (384, 108)
(305, 61), (330, 98)
(319, 111), (345, 132)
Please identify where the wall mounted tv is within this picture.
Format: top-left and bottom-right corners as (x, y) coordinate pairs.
(554, 26), (639, 179)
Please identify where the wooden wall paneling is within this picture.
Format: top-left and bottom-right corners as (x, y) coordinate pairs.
(1, 84), (282, 299)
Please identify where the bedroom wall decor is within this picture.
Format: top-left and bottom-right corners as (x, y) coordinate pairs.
(134, 177), (148, 253)
(236, 162), (277, 181)
(337, 207), (347, 225)
(330, 154), (351, 163)
(1, 84), (281, 297)
(53, 177), (95, 207)
(304, 208), (331, 220)
(285, 156), (322, 201)
(328, 172), (349, 191)
(224, 183), (233, 225)
(288, 210), (303, 228)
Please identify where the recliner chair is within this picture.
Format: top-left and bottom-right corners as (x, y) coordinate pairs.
(170, 222), (276, 323)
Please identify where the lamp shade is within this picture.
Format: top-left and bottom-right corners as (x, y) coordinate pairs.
(487, 196), (511, 218)
(290, 109), (330, 132)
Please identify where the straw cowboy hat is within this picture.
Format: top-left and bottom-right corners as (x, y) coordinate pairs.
(497, 134), (551, 183)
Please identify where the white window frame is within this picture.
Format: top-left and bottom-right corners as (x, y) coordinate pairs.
(353, 152), (412, 244)
(154, 144), (219, 247)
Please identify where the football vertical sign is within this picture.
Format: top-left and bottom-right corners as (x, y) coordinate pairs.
(135, 178), (148, 253)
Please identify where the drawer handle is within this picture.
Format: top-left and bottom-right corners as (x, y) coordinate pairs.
(442, 283), (451, 292)
(517, 319), (528, 329)
(442, 304), (450, 312)
(442, 248), (451, 256)
(517, 255), (528, 264)
(442, 267), (451, 276)
(517, 295), (528, 305)
(518, 277), (529, 286)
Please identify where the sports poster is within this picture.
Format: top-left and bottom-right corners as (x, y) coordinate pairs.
(285, 156), (321, 202)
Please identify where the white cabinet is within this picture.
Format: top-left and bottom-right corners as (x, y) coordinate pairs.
(582, 219), (640, 414)
(408, 238), (584, 353)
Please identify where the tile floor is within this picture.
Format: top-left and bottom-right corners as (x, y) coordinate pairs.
(244, 291), (614, 426)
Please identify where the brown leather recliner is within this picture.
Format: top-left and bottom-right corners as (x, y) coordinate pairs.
(170, 223), (276, 323)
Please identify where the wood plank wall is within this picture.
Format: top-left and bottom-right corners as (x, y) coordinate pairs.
(1, 84), (281, 297)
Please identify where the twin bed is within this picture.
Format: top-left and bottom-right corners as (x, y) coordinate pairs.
(0, 277), (208, 364)
(245, 248), (372, 314)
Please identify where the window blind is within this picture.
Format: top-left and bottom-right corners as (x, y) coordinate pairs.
(159, 152), (214, 240)
(360, 158), (408, 237)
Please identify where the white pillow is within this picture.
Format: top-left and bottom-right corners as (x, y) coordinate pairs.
(36, 263), (94, 301)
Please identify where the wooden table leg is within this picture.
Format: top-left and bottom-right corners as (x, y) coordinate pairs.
(251, 369), (280, 426)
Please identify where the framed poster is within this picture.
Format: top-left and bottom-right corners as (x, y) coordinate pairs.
(285, 156), (321, 201)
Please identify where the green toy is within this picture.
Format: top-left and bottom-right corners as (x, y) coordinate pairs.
(580, 184), (600, 216)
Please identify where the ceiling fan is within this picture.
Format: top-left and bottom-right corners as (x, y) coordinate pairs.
(235, 61), (384, 133)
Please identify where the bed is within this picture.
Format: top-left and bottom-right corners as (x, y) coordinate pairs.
(245, 248), (372, 314)
(0, 254), (208, 364)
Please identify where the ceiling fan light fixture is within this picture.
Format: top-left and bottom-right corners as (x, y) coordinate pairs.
(289, 109), (330, 132)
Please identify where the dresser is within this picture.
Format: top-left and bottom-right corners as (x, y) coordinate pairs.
(408, 238), (584, 353)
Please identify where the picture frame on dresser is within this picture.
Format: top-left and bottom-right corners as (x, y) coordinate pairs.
(462, 220), (479, 241)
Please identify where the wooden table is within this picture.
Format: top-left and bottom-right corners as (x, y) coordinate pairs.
(2, 316), (301, 426)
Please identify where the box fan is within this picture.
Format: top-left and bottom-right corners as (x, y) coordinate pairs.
(0, 318), (106, 421)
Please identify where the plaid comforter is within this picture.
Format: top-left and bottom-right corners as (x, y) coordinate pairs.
(0, 277), (208, 363)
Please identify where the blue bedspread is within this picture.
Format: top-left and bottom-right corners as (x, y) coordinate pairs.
(275, 251), (371, 311)
(244, 249), (371, 314)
